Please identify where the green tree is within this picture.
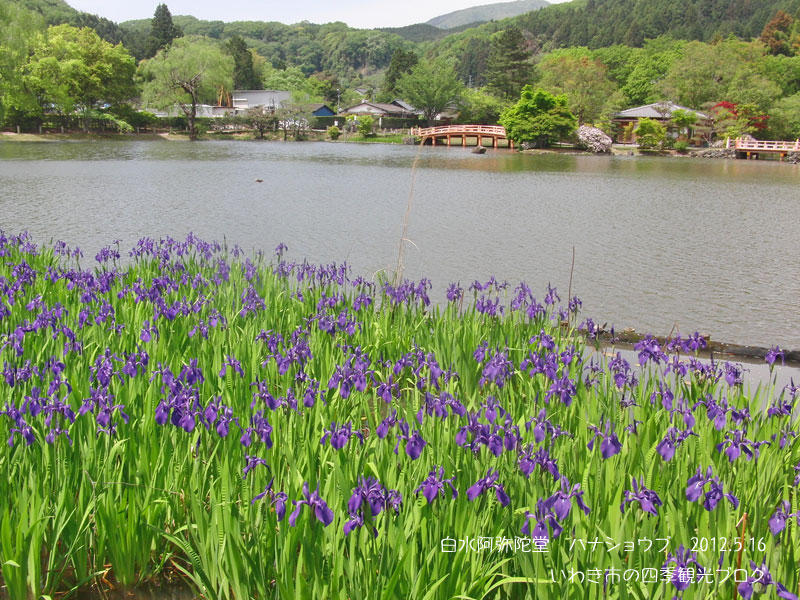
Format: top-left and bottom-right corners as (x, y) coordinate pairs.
(241, 106), (277, 139)
(457, 87), (508, 125)
(356, 114), (374, 136)
(760, 10), (795, 56)
(634, 117), (667, 148)
(225, 34), (260, 90)
(0, 0), (43, 128)
(145, 4), (182, 59)
(621, 37), (683, 106)
(139, 36), (233, 140)
(498, 85), (577, 148)
(397, 58), (464, 126)
(379, 48), (417, 101)
(25, 24), (136, 131)
(536, 49), (616, 124)
(767, 92), (800, 138)
(670, 108), (698, 139)
(486, 26), (533, 100)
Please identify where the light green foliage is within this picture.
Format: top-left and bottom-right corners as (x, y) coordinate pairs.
(457, 87), (508, 125)
(536, 48), (617, 124)
(24, 24), (135, 128)
(768, 92), (800, 138)
(263, 65), (310, 94)
(669, 108), (698, 142)
(397, 57), (464, 125)
(620, 37), (683, 106)
(634, 117), (667, 148)
(356, 114), (374, 136)
(657, 39), (776, 110)
(327, 124), (341, 139)
(499, 85), (577, 147)
(0, 0), (44, 126)
(762, 54), (800, 96)
(139, 35), (233, 140)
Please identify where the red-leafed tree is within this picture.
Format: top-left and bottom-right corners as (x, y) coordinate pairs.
(711, 102), (770, 139)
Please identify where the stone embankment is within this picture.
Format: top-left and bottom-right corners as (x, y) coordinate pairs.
(691, 149), (800, 163)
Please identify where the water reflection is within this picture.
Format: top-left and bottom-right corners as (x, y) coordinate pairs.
(1, 140), (798, 348)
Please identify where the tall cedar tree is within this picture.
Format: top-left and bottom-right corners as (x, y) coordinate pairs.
(225, 35), (260, 90)
(486, 26), (533, 100)
(145, 4), (182, 59)
(380, 48), (418, 100)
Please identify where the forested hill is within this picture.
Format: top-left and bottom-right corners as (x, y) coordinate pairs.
(10, 0), (129, 44)
(512, 0), (800, 48)
(427, 0), (549, 29)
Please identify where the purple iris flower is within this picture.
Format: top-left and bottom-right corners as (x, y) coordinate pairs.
(243, 455), (268, 479)
(320, 421), (364, 450)
(716, 430), (769, 462)
(478, 349), (514, 388)
(525, 409), (551, 442)
(634, 335), (666, 366)
(621, 477), (663, 516)
(394, 421), (426, 460)
(522, 498), (562, 541)
(252, 478), (288, 521)
(376, 410), (399, 439)
(766, 346), (785, 367)
(446, 283), (463, 303)
(240, 411), (273, 448)
(769, 500), (800, 536)
(587, 420), (622, 459)
(518, 445), (561, 480)
(738, 559), (799, 600)
(686, 466), (739, 511)
(662, 545), (704, 592)
(345, 477), (403, 536)
(415, 467), (458, 504)
(466, 469), (510, 507)
(544, 477), (590, 520)
(656, 427), (697, 462)
(219, 355), (244, 378)
(288, 482), (333, 527)
(724, 362), (746, 387)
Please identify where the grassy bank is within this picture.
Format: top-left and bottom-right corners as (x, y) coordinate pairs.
(0, 233), (797, 600)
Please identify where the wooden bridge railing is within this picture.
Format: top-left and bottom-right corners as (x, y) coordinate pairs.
(411, 125), (507, 137)
(730, 138), (800, 152)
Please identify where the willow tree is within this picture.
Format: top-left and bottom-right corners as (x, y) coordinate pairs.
(397, 58), (464, 126)
(139, 36), (233, 140)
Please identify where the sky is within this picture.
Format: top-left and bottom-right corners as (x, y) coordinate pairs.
(63, 0), (568, 29)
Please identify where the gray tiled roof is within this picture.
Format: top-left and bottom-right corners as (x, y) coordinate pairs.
(613, 102), (710, 120)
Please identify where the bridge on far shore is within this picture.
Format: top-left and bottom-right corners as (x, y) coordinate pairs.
(411, 125), (513, 148)
(731, 138), (800, 159)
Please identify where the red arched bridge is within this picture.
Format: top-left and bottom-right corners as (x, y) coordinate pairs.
(411, 125), (513, 148)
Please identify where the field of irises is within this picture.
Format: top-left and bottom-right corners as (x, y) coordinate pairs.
(0, 230), (798, 600)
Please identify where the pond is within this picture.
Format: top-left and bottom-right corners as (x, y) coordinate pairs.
(1, 139), (798, 348)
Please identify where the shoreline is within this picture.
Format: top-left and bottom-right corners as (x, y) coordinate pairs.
(2, 131), (799, 162)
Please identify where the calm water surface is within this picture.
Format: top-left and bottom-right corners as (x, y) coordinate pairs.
(1, 139), (798, 348)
